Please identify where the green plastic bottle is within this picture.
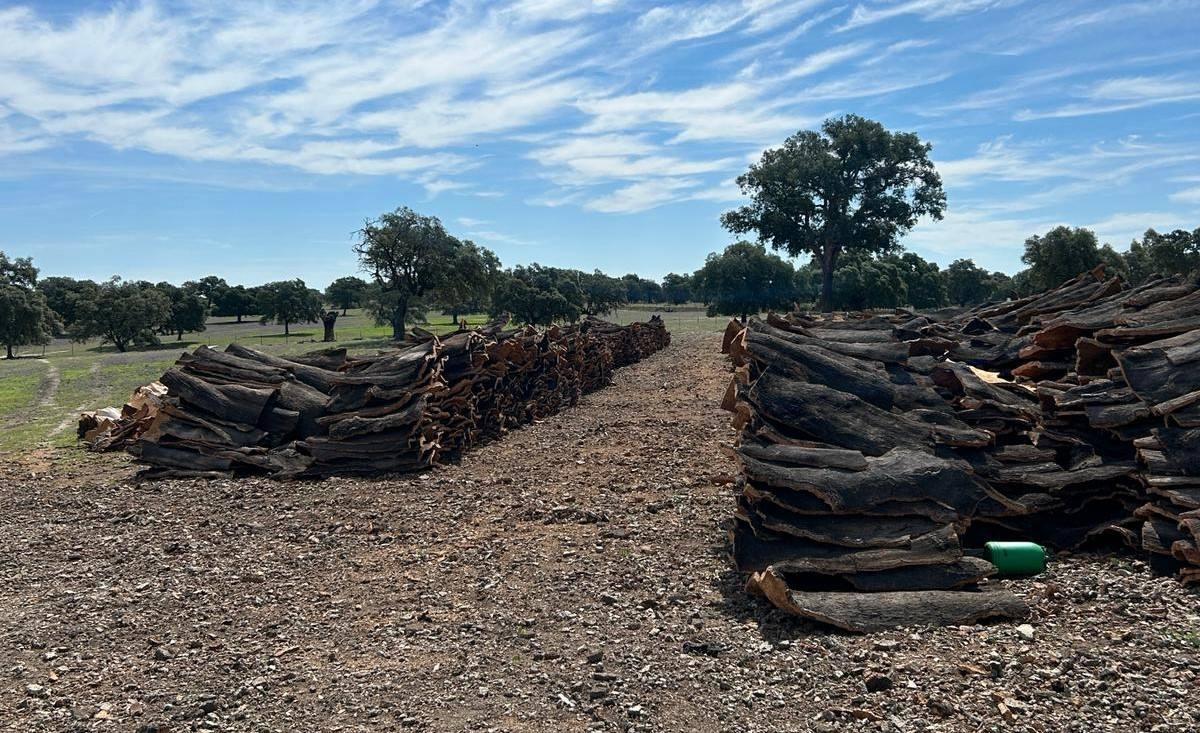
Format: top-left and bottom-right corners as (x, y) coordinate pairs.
(984, 541), (1047, 576)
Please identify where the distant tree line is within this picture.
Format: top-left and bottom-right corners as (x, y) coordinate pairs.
(349, 206), (684, 339)
(4, 194), (1195, 356)
(5, 272), (331, 354)
(689, 224), (1200, 320)
(0, 206), (689, 355)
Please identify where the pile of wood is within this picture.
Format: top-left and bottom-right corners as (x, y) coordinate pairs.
(83, 317), (670, 479)
(77, 382), (168, 450)
(723, 266), (1200, 630)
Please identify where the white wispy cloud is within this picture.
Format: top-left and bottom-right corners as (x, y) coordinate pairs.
(464, 228), (540, 247)
(0, 1), (588, 184)
(721, 4), (848, 63)
(783, 41), (874, 78)
(936, 137), (1198, 191)
(576, 81), (815, 143)
(801, 68), (952, 99)
(1169, 186), (1200, 204)
(838, 0), (1013, 31)
(1015, 74), (1200, 120)
(634, 0), (831, 49)
(2, 0), (1197, 240)
(586, 177), (704, 213)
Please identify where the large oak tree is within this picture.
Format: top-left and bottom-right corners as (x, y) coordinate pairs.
(721, 115), (945, 311)
(355, 207), (497, 339)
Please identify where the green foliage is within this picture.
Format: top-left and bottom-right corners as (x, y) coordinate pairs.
(363, 285), (427, 330)
(1021, 226), (1104, 291)
(1097, 244), (1128, 281)
(433, 242), (501, 323)
(257, 279), (323, 335)
(885, 252), (947, 309)
(1008, 269), (1036, 298)
(72, 278), (172, 352)
(37, 276), (99, 334)
(490, 264), (585, 325)
(579, 270), (627, 315)
(0, 252), (39, 289)
(661, 273), (692, 305)
(156, 282), (208, 340)
(794, 262), (821, 303)
(943, 259), (992, 306)
(1123, 227), (1200, 282)
(829, 253), (908, 310)
(0, 253), (60, 358)
(214, 284), (255, 322)
(0, 287), (59, 357)
(324, 276), (369, 315)
(355, 206), (499, 339)
(183, 275), (228, 304)
(620, 273), (662, 303)
(692, 241), (796, 319)
(793, 253), (948, 310)
(721, 114), (945, 310)
(984, 270), (1017, 301)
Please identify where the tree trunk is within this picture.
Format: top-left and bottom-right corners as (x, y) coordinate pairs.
(450, 312), (459, 325)
(820, 249), (836, 313)
(391, 299), (409, 341)
(236, 314), (243, 324)
(284, 320), (290, 336)
(322, 311), (338, 342)
(5, 343), (12, 359)
(342, 307), (348, 316)
(177, 330), (183, 341)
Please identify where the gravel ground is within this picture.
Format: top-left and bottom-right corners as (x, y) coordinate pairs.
(2, 331), (1200, 732)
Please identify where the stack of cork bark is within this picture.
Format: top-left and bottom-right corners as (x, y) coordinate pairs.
(83, 317), (671, 479)
(723, 266), (1200, 630)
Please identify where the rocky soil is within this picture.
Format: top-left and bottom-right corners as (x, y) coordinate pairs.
(2, 331), (1200, 732)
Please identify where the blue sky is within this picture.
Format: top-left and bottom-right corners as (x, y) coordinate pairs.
(1, 0), (1199, 288)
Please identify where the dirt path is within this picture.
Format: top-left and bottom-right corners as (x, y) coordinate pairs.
(33, 359), (60, 408)
(48, 362), (101, 438)
(2, 332), (1200, 732)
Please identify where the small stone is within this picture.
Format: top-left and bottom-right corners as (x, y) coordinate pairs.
(873, 640), (901, 652)
(585, 649), (603, 664)
(1016, 624), (1035, 641)
(26, 683), (48, 698)
(153, 647), (172, 661)
(864, 673), (893, 693)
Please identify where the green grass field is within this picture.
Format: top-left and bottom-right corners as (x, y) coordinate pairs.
(0, 306), (728, 455)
